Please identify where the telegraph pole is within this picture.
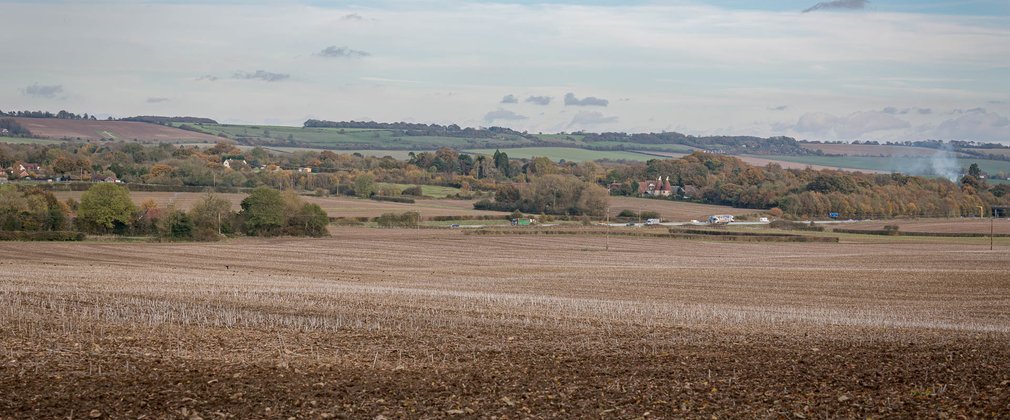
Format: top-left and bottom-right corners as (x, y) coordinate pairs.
(605, 206), (610, 252)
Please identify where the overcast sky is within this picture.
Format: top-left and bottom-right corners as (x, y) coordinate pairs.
(2, 0), (1009, 142)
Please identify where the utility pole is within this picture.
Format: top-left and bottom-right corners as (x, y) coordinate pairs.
(992, 207), (995, 251)
(605, 206), (610, 252)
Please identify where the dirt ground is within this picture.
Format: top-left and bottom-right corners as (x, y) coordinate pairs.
(2, 229), (1009, 418)
(12, 118), (221, 142)
(841, 218), (1010, 235)
(608, 196), (760, 221)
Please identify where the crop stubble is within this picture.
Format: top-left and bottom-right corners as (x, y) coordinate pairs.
(1, 229), (1009, 418)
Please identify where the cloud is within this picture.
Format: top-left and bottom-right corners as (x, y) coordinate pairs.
(882, 106), (932, 115)
(768, 105), (788, 111)
(932, 109), (1010, 141)
(342, 13), (363, 21)
(500, 94), (518, 104)
(525, 96), (552, 106)
(317, 46), (371, 59)
(802, 0), (868, 13)
(568, 111), (618, 127)
(196, 75), (219, 82)
(484, 109), (528, 122)
(233, 70), (290, 82)
(146, 97), (170, 103)
(22, 83), (64, 98)
(792, 111), (909, 139)
(564, 93), (608, 107)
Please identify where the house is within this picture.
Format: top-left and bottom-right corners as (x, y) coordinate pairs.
(91, 174), (120, 183)
(298, 167), (313, 173)
(17, 163), (41, 173)
(638, 176), (673, 197)
(223, 158), (248, 170)
(680, 185), (700, 199)
(0, 128), (9, 136)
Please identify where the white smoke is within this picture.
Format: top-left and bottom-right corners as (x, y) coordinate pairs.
(890, 144), (960, 181)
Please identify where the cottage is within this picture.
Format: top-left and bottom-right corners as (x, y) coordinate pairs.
(680, 185), (700, 199)
(223, 158), (248, 170)
(298, 167), (313, 173)
(638, 176), (673, 197)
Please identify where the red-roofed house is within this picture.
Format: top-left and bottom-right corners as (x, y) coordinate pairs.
(638, 176), (673, 197)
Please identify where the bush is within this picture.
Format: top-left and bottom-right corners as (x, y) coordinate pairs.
(371, 195), (415, 204)
(883, 225), (900, 235)
(617, 209), (636, 218)
(159, 208), (194, 240)
(402, 185), (424, 196)
(374, 212), (420, 228)
(285, 203), (329, 237)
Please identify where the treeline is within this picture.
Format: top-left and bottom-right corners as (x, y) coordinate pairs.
(0, 184), (327, 241)
(0, 119), (30, 136)
(624, 152), (1010, 218)
(121, 116), (219, 125)
(304, 119), (532, 139)
(475, 175), (608, 216)
(0, 110), (100, 120)
(577, 132), (814, 156)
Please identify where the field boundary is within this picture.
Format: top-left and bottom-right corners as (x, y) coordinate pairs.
(467, 227), (838, 242)
(832, 228), (1010, 238)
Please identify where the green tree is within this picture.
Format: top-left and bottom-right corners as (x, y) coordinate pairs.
(159, 208), (194, 240)
(77, 184), (136, 234)
(240, 187), (285, 236)
(354, 174), (375, 198)
(190, 193), (233, 241)
(287, 203), (329, 237)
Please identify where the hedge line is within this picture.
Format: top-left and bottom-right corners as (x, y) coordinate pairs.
(0, 231), (86, 241)
(832, 228), (1010, 238)
(466, 228), (838, 242)
(370, 196), (415, 204)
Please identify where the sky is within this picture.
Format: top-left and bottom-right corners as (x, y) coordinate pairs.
(2, 0), (1010, 142)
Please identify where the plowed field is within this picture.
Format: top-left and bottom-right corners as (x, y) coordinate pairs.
(2, 230), (1009, 418)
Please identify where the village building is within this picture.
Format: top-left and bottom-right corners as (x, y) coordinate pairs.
(638, 176), (674, 197)
(223, 158), (248, 170)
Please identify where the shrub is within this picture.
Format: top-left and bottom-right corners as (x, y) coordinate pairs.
(402, 185), (424, 196)
(371, 196), (415, 204)
(374, 212), (420, 228)
(883, 225), (900, 235)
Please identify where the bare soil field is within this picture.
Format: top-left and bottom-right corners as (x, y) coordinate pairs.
(51, 191), (506, 219)
(12, 118), (222, 142)
(2, 230), (1009, 418)
(636, 150), (886, 173)
(609, 196), (760, 221)
(799, 143), (953, 157)
(840, 218), (1010, 235)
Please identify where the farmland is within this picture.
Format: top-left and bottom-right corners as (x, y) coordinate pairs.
(799, 143), (959, 157)
(840, 218), (1010, 235)
(2, 229), (1009, 417)
(9, 118), (222, 143)
(608, 196), (760, 221)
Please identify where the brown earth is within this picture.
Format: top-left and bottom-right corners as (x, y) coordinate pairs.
(608, 196), (761, 221)
(2, 230), (1009, 418)
(840, 218), (1010, 235)
(12, 118), (223, 142)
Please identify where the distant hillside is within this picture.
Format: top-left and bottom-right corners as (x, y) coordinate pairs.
(121, 116), (219, 125)
(10, 118), (223, 142)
